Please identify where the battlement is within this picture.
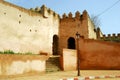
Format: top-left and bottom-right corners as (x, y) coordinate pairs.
(30, 5), (60, 18)
(101, 33), (120, 38)
(61, 10), (88, 20)
(100, 33), (120, 42)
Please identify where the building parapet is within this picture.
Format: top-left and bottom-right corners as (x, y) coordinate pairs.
(1, 0), (43, 17)
(30, 5), (60, 18)
(100, 33), (120, 42)
(61, 10), (88, 20)
(101, 33), (120, 38)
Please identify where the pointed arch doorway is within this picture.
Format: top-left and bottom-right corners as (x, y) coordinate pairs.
(53, 35), (59, 55)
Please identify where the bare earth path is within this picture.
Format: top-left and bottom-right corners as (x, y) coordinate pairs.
(0, 70), (120, 80)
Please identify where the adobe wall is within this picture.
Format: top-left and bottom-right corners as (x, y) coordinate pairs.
(61, 38), (120, 70)
(60, 11), (88, 40)
(80, 39), (120, 69)
(0, 1), (59, 54)
(59, 10), (97, 55)
(0, 54), (49, 76)
(59, 11), (87, 55)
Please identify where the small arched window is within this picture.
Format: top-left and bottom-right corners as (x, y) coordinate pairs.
(67, 37), (76, 49)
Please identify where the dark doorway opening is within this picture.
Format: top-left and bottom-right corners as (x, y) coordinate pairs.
(68, 37), (76, 49)
(53, 35), (59, 55)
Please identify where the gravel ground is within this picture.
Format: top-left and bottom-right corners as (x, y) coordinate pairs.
(0, 70), (120, 80)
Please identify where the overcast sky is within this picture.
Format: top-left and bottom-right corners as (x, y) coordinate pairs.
(5, 0), (120, 35)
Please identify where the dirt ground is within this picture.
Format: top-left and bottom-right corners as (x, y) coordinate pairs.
(0, 70), (120, 80)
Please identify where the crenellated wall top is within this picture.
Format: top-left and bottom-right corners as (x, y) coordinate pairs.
(102, 33), (120, 38)
(30, 5), (60, 18)
(61, 10), (88, 20)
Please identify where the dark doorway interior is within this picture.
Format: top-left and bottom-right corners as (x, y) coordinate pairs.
(68, 37), (76, 49)
(53, 35), (59, 55)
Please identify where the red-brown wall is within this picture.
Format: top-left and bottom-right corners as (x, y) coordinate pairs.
(59, 11), (88, 55)
(80, 38), (120, 70)
(60, 38), (120, 70)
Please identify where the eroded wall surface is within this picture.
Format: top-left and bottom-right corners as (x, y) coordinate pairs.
(0, 1), (59, 54)
(0, 54), (49, 75)
(62, 49), (77, 71)
(88, 16), (97, 39)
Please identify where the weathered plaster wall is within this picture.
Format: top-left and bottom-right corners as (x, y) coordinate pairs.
(62, 49), (77, 71)
(0, 1), (59, 54)
(88, 16), (97, 39)
(0, 54), (49, 75)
